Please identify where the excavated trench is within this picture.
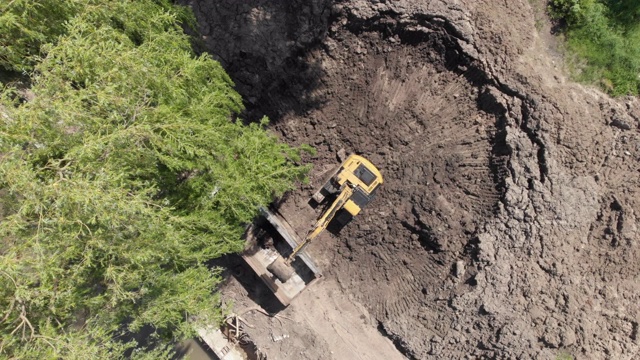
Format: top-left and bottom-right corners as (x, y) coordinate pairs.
(177, 1), (640, 359)
(184, 2), (512, 358)
(296, 17), (512, 359)
(179, 1), (543, 358)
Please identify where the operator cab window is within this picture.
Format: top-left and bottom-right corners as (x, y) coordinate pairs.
(354, 164), (376, 187)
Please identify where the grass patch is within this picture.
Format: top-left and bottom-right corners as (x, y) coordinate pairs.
(549, 0), (640, 95)
(556, 352), (574, 360)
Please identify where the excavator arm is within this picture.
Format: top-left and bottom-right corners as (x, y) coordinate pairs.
(286, 185), (354, 263)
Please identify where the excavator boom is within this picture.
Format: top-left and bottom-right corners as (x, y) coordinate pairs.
(286, 185), (354, 262)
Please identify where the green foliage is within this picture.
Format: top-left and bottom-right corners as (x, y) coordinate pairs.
(0, 0), (195, 73)
(549, 0), (640, 95)
(0, 0), (80, 72)
(605, 0), (640, 25)
(0, 0), (309, 358)
(556, 352), (574, 360)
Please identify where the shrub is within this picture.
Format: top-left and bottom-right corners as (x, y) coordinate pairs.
(549, 0), (640, 95)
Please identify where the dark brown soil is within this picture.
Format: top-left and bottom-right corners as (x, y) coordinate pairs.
(273, 28), (506, 355)
(180, 0), (640, 359)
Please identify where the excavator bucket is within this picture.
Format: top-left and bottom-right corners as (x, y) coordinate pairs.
(241, 208), (322, 306)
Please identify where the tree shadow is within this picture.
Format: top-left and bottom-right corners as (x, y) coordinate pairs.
(207, 254), (286, 314)
(178, 0), (335, 123)
(172, 337), (219, 360)
(604, 0), (640, 28)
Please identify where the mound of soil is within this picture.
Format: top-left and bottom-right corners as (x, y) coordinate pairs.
(181, 0), (640, 358)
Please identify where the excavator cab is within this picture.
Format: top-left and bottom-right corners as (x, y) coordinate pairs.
(314, 155), (382, 202)
(289, 154), (383, 260)
(320, 155), (383, 225)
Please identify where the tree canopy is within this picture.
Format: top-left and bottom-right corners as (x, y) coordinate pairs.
(0, 0), (309, 357)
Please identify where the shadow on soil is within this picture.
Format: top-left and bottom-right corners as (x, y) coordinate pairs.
(208, 255), (286, 314)
(172, 338), (219, 360)
(181, 0), (335, 123)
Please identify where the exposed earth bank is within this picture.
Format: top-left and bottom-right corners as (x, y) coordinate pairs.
(180, 0), (640, 359)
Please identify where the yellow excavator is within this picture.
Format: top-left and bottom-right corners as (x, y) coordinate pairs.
(287, 154), (383, 262)
(240, 153), (384, 304)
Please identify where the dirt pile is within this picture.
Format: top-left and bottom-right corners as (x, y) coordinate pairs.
(181, 0), (640, 358)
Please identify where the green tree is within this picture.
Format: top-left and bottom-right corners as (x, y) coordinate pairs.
(0, 0), (309, 357)
(0, 0), (80, 72)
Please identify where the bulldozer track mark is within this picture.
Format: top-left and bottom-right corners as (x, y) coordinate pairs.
(457, 161), (491, 168)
